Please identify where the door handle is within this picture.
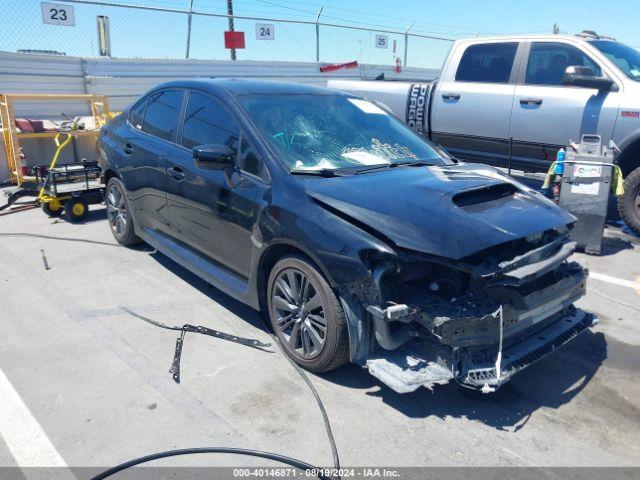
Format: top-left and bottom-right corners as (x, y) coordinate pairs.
(168, 166), (185, 181)
(520, 98), (543, 106)
(442, 92), (461, 100)
(123, 143), (134, 155)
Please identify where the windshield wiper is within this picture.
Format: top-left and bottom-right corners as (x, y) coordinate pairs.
(290, 168), (346, 177)
(353, 164), (392, 174)
(390, 159), (435, 168)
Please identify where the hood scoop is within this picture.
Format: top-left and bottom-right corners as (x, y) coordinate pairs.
(452, 183), (517, 208)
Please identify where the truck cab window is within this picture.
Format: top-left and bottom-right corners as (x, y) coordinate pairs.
(455, 42), (518, 83)
(182, 92), (239, 151)
(142, 90), (184, 142)
(525, 43), (602, 86)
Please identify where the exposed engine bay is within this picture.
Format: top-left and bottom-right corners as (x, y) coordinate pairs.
(354, 227), (593, 393)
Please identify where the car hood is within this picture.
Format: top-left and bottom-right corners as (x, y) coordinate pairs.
(303, 163), (575, 259)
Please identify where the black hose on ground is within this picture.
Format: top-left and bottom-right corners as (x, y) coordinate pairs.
(89, 447), (333, 480)
(0, 189), (37, 211)
(266, 330), (341, 470)
(0, 231), (342, 477)
(109, 307), (341, 478)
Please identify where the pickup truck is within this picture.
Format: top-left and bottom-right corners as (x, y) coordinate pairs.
(328, 31), (640, 235)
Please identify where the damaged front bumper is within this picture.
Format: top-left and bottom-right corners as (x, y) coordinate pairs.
(355, 232), (595, 394)
(365, 306), (595, 394)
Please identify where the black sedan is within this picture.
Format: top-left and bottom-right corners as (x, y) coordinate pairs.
(99, 79), (593, 393)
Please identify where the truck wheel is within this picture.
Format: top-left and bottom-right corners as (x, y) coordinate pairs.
(267, 255), (349, 373)
(65, 198), (89, 223)
(617, 167), (640, 236)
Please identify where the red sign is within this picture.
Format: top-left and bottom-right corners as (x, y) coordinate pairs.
(224, 31), (245, 49)
(622, 110), (640, 118)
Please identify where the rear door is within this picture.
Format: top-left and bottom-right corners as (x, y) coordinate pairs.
(431, 41), (521, 165)
(167, 90), (268, 280)
(508, 41), (621, 170)
(119, 89), (185, 236)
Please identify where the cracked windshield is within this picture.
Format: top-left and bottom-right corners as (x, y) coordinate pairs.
(240, 94), (445, 172)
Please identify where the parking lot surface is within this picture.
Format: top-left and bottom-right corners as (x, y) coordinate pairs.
(1, 203), (640, 473)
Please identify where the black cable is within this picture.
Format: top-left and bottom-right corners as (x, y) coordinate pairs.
(0, 232), (119, 247)
(267, 331), (341, 470)
(88, 447), (332, 480)
(117, 306), (340, 471)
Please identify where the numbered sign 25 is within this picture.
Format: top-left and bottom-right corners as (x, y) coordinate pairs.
(41, 2), (75, 26)
(375, 35), (388, 49)
(255, 23), (275, 41)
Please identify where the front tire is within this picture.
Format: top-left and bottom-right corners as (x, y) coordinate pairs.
(106, 177), (141, 246)
(267, 255), (349, 373)
(617, 167), (640, 236)
(41, 200), (63, 217)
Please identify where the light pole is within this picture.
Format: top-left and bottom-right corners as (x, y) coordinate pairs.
(185, 0), (194, 59)
(227, 0), (236, 60)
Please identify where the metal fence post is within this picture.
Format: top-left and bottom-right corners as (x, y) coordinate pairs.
(185, 0), (193, 59)
(404, 21), (414, 68)
(315, 6), (323, 62)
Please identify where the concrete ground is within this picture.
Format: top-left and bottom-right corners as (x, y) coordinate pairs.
(0, 201), (639, 475)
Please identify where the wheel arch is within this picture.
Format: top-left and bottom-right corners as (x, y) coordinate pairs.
(617, 133), (640, 176)
(103, 168), (121, 185)
(256, 240), (337, 315)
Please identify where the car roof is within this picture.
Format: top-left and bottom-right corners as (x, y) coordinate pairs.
(148, 78), (351, 96)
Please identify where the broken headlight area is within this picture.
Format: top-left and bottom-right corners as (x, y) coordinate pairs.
(359, 229), (595, 394)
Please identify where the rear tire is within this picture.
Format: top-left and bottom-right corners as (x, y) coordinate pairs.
(267, 255), (349, 373)
(617, 167), (640, 236)
(65, 198), (89, 223)
(106, 177), (141, 246)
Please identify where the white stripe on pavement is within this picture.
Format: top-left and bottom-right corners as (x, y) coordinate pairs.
(0, 366), (67, 467)
(590, 271), (640, 291)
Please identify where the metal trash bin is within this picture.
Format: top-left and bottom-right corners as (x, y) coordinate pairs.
(558, 135), (615, 255)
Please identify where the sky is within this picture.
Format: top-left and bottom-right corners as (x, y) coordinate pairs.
(1, 0), (639, 68)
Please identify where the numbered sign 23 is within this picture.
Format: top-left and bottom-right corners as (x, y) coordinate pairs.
(255, 23), (275, 40)
(41, 2), (75, 26)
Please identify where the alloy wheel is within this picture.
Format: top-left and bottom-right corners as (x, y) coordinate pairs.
(106, 184), (127, 237)
(272, 268), (327, 359)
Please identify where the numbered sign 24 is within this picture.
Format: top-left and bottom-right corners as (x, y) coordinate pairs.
(255, 23), (275, 41)
(41, 2), (75, 26)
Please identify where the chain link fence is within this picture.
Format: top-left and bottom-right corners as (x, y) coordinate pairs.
(0, 0), (453, 68)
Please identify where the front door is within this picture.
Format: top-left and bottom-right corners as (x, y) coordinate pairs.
(509, 41), (621, 169)
(431, 41), (520, 165)
(167, 90), (267, 280)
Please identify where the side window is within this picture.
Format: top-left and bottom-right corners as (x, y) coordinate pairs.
(129, 97), (147, 130)
(181, 92), (239, 150)
(142, 90), (184, 142)
(239, 138), (263, 178)
(525, 43), (602, 86)
(455, 42), (518, 83)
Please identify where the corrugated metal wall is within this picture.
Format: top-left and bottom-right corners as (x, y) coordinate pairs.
(0, 52), (440, 181)
(0, 52), (440, 115)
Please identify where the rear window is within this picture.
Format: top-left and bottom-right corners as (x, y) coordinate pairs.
(128, 98), (147, 130)
(455, 42), (518, 83)
(142, 90), (184, 142)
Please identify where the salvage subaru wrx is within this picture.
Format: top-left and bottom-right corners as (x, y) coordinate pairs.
(99, 79), (594, 393)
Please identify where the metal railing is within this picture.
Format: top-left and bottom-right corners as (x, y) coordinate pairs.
(1, 0), (454, 68)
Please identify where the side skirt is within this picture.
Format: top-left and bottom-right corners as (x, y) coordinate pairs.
(138, 227), (256, 309)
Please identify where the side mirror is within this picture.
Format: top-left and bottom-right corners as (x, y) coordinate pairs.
(562, 65), (615, 91)
(193, 144), (234, 168)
